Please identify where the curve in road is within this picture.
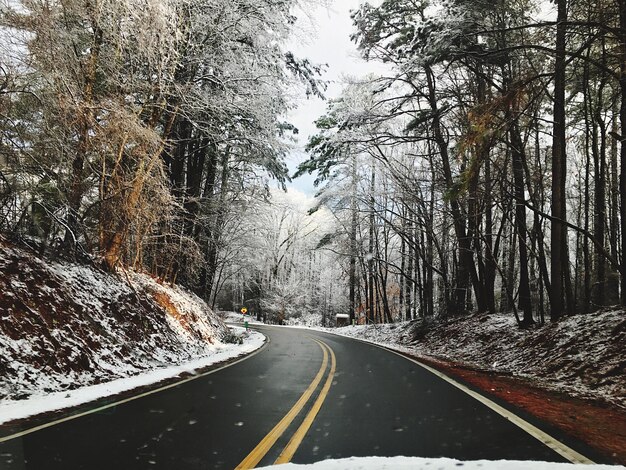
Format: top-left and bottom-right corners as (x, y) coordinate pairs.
(0, 325), (597, 469)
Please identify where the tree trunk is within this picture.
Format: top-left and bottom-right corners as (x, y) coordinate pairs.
(368, 163), (376, 322)
(550, 0), (568, 320)
(424, 66), (486, 313)
(66, 23), (103, 249)
(510, 121), (534, 325)
(618, 0), (626, 305)
(202, 148), (230, 301)
(484, 148), (496, 314)
(592, 52), (608, 309)
(349, 153), (358, 324)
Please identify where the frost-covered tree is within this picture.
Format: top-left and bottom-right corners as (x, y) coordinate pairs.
(0, 0), (325, 297)
(1, 0), (178, 266)
(214, 190), (343, 325)
(296, 0), (626, 325)
(148, 0), (326, 298)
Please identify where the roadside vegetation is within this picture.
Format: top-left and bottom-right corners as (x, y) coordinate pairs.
(0, 236), (230, 402)
(1, 0), (625, 439)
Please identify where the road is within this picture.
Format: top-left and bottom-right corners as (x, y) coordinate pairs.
(0, 325), (593, 469)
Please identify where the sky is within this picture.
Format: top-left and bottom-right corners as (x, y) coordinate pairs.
(284, 0), (386, 197)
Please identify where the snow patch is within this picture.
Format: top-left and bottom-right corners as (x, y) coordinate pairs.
(299, 311), (625, 408)
(263, 456), (624, 469)
(0, 328), (264, 424)
(0, 239), (265, 423)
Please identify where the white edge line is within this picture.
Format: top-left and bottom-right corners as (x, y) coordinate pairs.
(312, 328), (595, 465)
(0, 334), (270, 444)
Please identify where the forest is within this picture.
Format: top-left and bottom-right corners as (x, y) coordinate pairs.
(298, 0), (626, 325)
(1, 0), (625, 326)
(0, 0), (333, 323)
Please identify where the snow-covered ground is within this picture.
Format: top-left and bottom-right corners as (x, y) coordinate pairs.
(0, 327), (264, 425)
(264, 456), (624, 469)
(292, 310), (625, 409)
(0, 239), (267, 424)
(220, 310), (266, 325)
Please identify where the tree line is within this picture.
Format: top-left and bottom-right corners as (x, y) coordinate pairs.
(214, 190), (345, 324)
(4, 0), (624, 326)
(298, 0), (626, 325)
(0, 0), (323, 307)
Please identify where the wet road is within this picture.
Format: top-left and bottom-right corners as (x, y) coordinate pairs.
(0, 326), (586, 469)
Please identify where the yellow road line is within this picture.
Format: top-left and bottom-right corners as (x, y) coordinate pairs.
(235, 341), (329, 469)
(275, 339), (336, 464)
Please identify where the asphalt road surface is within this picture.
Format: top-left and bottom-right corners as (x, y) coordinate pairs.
(0, 326), (592, 469)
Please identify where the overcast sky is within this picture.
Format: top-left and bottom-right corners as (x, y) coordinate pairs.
(284, 0), (385, 197)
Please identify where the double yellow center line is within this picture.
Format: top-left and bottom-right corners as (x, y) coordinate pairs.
(236, 338), (337, 469)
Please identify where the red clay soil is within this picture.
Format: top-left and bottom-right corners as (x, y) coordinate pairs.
(413, 355), (626, 465)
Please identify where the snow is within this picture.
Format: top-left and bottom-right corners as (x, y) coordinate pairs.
(0, 328), (264, 425)
(298, 310), (626, 409)
(220, 310), (266, 325)
(263, 456), (624, 469)
(0, 240), (267, 425)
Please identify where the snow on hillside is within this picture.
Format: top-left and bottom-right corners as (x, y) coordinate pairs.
(0, 326), (264, 425)
(0, 238), (263, 411)
(310, 311), (625, 408)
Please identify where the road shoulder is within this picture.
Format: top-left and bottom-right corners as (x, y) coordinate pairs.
(0, 328), (267, 440)
(311, 326), (625, 466)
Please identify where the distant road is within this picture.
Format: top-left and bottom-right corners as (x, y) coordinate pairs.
(0, 326), (595, 469)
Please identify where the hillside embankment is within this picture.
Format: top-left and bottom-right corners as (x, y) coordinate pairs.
(0, 237), (232, 402)
(326, 313), (626, 463)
